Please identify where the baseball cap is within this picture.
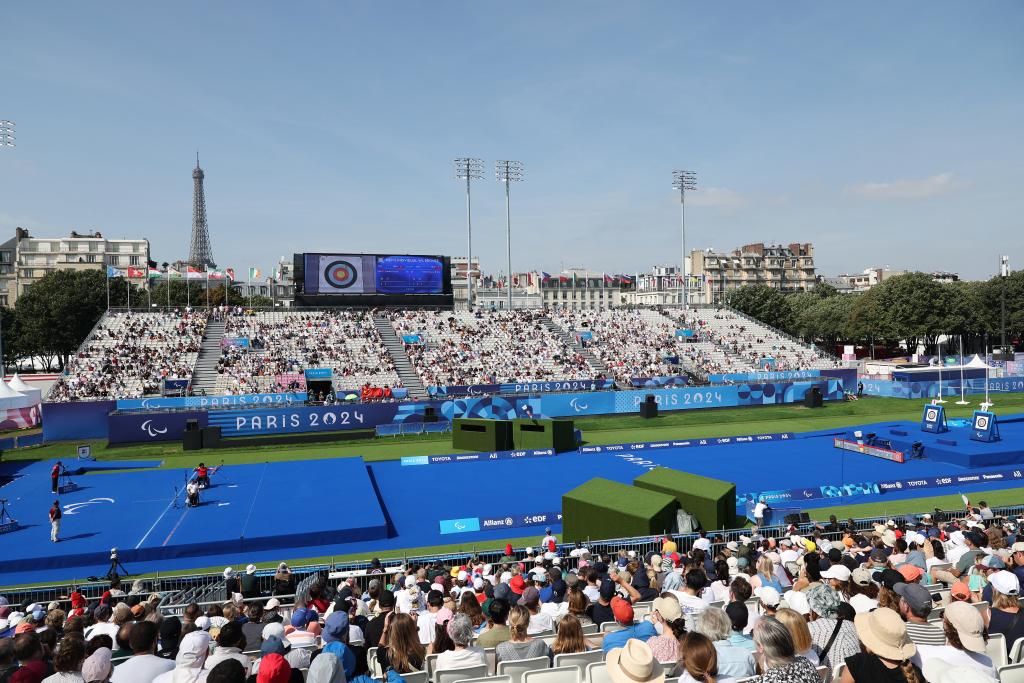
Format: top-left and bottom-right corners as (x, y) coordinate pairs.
(754, 586), (781, 607)
(611, 597), (634, 624)
(897, 564), (924, 583)
(980, 555), (1006, 569)
(1011, 542), (1024, 553)
(322, 611), (349, 643)
(265, 598), (281, 610)
(820, 565), (852, 582)
(246, 564), (257, 575)
(875, 568), (905, 590)
(894, 582), (932, 612)
(944, 601), (986, 653)
(509, 575), (526, 595)
(851, 568), (874, 587)
(950, 582), (971, 600)
(989, 570), (1020, 596)
(521, 587), (540, 604)
(782, 589), (810, 616)
(599, 579), (617, 602)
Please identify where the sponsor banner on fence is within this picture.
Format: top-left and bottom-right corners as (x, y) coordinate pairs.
(440, 511), (562, 535)
(429, 379), (614, 398)
(116, 393), (307, 410)
(737, 467), (1024, 507)
(707, 368), (857, 389)
(860, 376), (1024, 399)
(580, 432), (794, 454)
(402, 448), (555, 467)
(108, 410), (209, 444)
(629, 376), (688, 388)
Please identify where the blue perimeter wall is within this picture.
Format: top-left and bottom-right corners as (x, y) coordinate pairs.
(861, 376), (1024, 399)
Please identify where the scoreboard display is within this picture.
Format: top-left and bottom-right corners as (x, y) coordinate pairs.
(295, 253), (452, 303)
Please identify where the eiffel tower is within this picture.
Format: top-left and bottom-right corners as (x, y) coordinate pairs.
(189, 152), (215, 268)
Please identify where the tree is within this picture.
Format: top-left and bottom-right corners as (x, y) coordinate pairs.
(869, 273), (947, 354)
(726, 284), (794, 332)
(15, 269), (125, 369)
(796, 294), (857, 350)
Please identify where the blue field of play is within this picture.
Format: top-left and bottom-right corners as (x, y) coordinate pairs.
(3, 413), (1024, 586)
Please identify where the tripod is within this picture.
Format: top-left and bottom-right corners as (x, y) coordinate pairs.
(0, 498), (18, 532)
(58, 466), (76, 493)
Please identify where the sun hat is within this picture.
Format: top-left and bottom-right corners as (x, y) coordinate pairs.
(851, 568), (874, 587)
(944, 601), (987, 653)
(246, 564), (257, 575)
(606, 638), (665, 683)
(820, 565), (852, 582)
(782, 590), (810, 616)
(897, 564), (924, 583)
(322, 611), (349, 643)
(755, 586), (781, 607)
(880, 530), (897, 548)
(989, 570), (1020, 596)
(652, 596), (681, 622)
(223, 567), (235, 579)
(806, 584), (841, 618)
(82, 647), (112, 682)
(853, 607), (916, 660)
(509, 575), (526, 595)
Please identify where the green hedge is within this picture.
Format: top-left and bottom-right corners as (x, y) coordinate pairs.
(452, 418), (513, 452)
(512, 418), (576, 452)
(561, 477), (678, 542)
(633, 467), (735, 531)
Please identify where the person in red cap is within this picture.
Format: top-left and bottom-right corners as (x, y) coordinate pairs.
(256, 652), (292, 683)
(69, 590), (87, 618)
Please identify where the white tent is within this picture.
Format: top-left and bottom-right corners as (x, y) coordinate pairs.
(966, 354), (991, 369)
(7, 373), (42, 405)
(0, 380), (30, 409)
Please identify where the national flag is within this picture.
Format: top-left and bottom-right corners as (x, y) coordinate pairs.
(225, 268), (235, 281)
(186, 266), (205, 280)
(604, 273), (613, 284)
(148, 268), (163, 279)
(106, 266), (123, 278)
(248, 267), (261, 280)
(127, 267), (146, 279)
(559, 274), (569, 283)
(961, 493), (971, 509)
(620, 274), (633, 284)
(167, 267), (182, 279)
(208, 270), (225, 280)
(542, 272), (552, 282)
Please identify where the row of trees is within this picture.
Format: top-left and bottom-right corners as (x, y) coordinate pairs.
(725, 271), (1024, 355)
(2, 270), (271, 370)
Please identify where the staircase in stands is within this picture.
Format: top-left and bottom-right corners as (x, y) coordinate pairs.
(539, 315), (608, 377)
(190, 320), (225, 395)
(372, 315), (430, 400)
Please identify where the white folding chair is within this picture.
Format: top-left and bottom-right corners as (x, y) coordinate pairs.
(553, 650), (604, 675)
(523, 666), (582, 683)
(460, 677), (511, 683)
(987, 632), (1008, 670)
(436, 664), (489, 683)
(585, 662), (612, 683)
(402, 672), (428, 683)
(367, 647), (381, 678)
(425, 653), (439, 682)
(1010, 636), (1024, 664)
(815, 665), (830, 682)
(832, 663), (845, 682)
(485, 648), (497, 675)
(498, 656), (552, 683)
(581, 623), (599, 636)
(999, 663), (1024, 683)
(599, 622), (623, 633)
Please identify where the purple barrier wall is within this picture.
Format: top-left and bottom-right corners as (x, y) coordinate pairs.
(42, 401), (116, 441)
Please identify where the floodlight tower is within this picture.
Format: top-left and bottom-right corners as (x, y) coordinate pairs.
(0, 121), (14, 148)
(672, 170), (697, 308)
(454, 158), (484, 309)
(496, 160), (523, 310)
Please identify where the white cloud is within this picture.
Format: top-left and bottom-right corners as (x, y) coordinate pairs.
(845, 172), (964, 201)
(688, 187), (748, 209)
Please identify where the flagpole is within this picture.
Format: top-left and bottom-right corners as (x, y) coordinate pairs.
(147, 275), (152, 309)
(956, 335), (969, 405)
(106, 269), (110, 310)
(187, 273), (191, 309)
(205, 271), (210, 309)
(166, 271), (171, 310)
(127, 274), (131, 310)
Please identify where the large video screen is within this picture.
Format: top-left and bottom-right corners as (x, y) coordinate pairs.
(303, 253), (447, 295)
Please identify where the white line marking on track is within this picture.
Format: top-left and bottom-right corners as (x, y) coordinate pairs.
(135, 491), (181, 550)
(218, 503), (230, 506)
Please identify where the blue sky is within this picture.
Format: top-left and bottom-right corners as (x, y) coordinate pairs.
(1, 2), (1021, 280)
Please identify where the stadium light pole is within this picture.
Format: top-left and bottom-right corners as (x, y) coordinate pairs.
(0, 121), (13, 378)
(454, 158), (484, 310)
(496, 160), (523, 310)
(1001, 255), (1009, 357)
(672, 170), (697, 308)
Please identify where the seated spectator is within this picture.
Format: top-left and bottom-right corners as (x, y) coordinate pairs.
(912, 601), (994, 675)
(495, 606), (550, 664)
(894, 583), (945, 647)
(520, 587), (553, 635)
(376, 613), (424, 674)
(842, 606), (922, 682)
(43, 635), (86, 683)
(606, 639), (664, 683)
(257, 627), (310, 673)
(204, 622), (250, 673)
(253, 653), (292, 683)
(602, 598), (656, 651)
(674, 632), (719, 683)
(152, 631), (211, 683)
(0, 639), (17, 681)
(694, 606), (756, 679)
(477, 599), (511, 648)
(747, 616), (820, 683)
(81, 647), (112, 683)
(157, 618), (182, 661)
(435, 614), (486, 670)
(206, 660), (246, 683)
(644, 596), (686, 663)
(805, 584), (860, 672)
(774, 608), (818, 666)
(550, 615), (594, 656)
(983, 570), (1024, 652)
(110, 621), (174, 683)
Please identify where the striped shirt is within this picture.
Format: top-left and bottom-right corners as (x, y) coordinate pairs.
(905, 621), (947, 647)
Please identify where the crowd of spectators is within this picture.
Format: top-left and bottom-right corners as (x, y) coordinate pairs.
(48, 311), (208, 402)
(215, 311), (401, 395)
(5, 503), (1022, 682)
(388, 310), (594, 387)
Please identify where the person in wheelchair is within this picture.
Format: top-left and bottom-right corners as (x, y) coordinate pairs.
(186, 480), (201, 507)
(194, 462), (210, 489)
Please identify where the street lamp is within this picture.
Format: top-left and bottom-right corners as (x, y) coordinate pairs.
(0, 120), (14, 147)
(454, 158), (484, 309)
(496, 160), (523, 310)
(672, 170), (697, 308)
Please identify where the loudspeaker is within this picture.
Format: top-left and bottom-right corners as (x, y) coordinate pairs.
(640, 395), (658, 419)
(804, 387), (823, 408)
(182, 429), (203, 451)
(201, 427), (221, 449)
(784, 513), (801, 525)
(185, 419), (200, 432)
(423, 406), (437, 423)
(800, 512), (810, 523)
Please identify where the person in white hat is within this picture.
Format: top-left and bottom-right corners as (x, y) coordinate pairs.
(606, 639), (665, 683)
(985, 570), (1024, 646)
(912, 601), (995, 676)
(240, 563), (259, 599)
(844, 606), (921, 682)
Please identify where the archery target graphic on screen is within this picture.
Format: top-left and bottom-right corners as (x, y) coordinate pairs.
(317, 255), (367, 293)
(324, 259), (359, 289)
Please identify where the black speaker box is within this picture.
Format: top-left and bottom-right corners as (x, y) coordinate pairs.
(202, 427), (221, 449)
(182, 429), (203, 451)
(424, 406), (437, 423)
(640, 402), (659, 419)
(804, 387), (823, 408)
(185, 419), (200, 432)
(784, 513), (801, 525)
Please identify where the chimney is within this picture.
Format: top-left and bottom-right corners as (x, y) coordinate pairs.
(15, 227), (29, 239)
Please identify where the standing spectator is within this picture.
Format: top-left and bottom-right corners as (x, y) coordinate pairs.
(110, 621), (174, 683)
(747, 617), (820, 683)
(223, 569), (241, 602)
(240, 566), (260, 601)
(272, 565), (294, 597)
(841, 607), (922, 682)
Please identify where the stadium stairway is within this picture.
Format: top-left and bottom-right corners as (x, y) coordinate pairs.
(539, 315), (607, 377)
(373, 314), (430, 400)
(189, 319), (226, 394)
